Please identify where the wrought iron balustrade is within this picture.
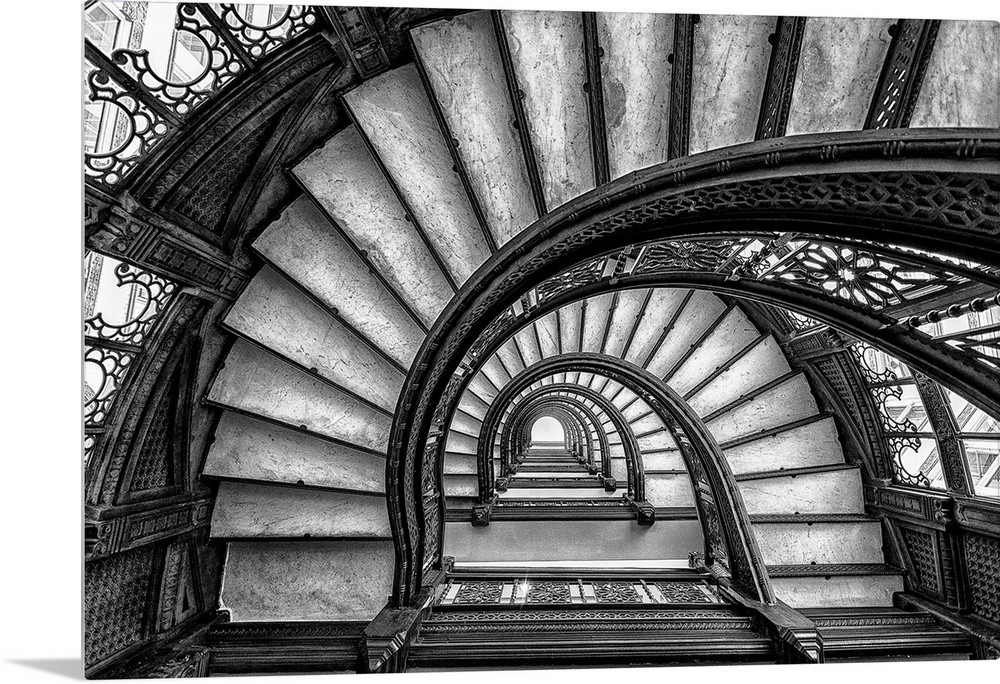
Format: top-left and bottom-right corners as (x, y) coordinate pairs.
(84, 3), (319, 187)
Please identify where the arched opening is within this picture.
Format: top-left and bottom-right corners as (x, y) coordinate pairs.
(529, 415), (565, 447)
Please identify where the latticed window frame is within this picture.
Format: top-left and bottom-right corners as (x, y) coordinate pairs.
(847, 339), (999, 498)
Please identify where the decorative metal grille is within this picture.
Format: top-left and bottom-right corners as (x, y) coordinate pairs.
(635, 240), (737, 273)
(758, 242), (962, 309)
(653, 581), (716, 603)
(84, 253), (177, 471)
(84, 346), (135, 428)
(84, 262), (177, 346)
(851, 342), (933, 488)
(965, 533), (1000, 624)
(217, 4), (317, 59)
(438, 578), (719, 606)
(453, 581), (503, 605)
(84, 3), (319, 187)
(593, 581), (641, 603)
(84, 62), (176, 186)
(115, 5), (245, 117)
(536, 257), (606, 306)
(526, 581), (572, 604)
(85, 545), (155, 667)
(901, 527), (940, 592)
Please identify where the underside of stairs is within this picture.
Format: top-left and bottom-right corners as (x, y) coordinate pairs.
(189, 6), (998, 674)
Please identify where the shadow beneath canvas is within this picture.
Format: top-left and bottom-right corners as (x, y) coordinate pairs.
(7, 658), (84, 680)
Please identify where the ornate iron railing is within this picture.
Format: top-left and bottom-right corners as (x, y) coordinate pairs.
(84, 3), (319, 188)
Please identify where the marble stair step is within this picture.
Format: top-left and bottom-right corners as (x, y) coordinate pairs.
(736, 465), (865, 515)
(203, 412), (385, 495)
(210, 482), (391, 540)
(498, 9), (595, 210)
(344, 63), (492, 285)
(767, 564), (905, 609)
(220, 540), (394, 622)
(253, 196), (425, 369)
(292, 125), (454, 328)
(753, 519), (885, 566)
(410, 10), (537, 246)
(206, 339), (392, 454)
(222, 264), (404, 413)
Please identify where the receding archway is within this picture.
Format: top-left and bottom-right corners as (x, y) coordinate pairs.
(529, 415), (565, 446)
(387, 131), (1000, 607)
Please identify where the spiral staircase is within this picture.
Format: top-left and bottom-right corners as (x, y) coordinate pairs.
(197, 9), (996, 668)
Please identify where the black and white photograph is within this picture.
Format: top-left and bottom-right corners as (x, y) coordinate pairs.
(6, 0), (1000, 681)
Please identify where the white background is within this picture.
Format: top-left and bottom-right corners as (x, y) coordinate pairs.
(1, 0), (997, 681)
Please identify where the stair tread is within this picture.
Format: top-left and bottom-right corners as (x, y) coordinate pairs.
(210, 481), (390, 539)
(203, 412), (385, 495)
(410, 10), (537, 246)
(345, 64), (491, 284)
(253, 197), (424, 368)
(222, 264), (404, 412)
(207, 339), (392, 453)
(293, 125), (453, 327)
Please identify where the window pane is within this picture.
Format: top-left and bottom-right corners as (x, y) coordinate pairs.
(945, 390), (1000, 436)
(965, 438), (1000, 499)
(85, 3), (120, 52)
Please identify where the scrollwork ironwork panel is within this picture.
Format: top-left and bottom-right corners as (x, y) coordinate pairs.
(84, 261), (177, 346)
(851, 342), (934, 487)
(84, 346), (136, 428)
(535, 257), (606, 305)
(759, 242), (965, 309)
(84, 64), (176, 186)
(218, 4), (318, 60)
(635, 240), (739, 273)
